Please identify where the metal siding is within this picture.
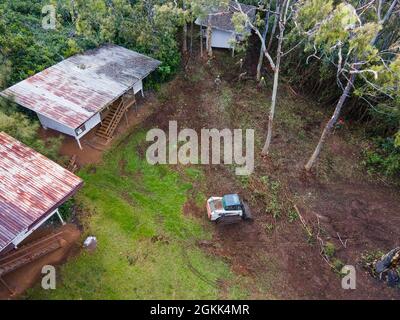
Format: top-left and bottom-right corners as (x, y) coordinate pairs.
(77, 113), (102, 139)
(133, 80), (143, 94)
(37, 114), (76, 136)
(0, 45), (161, 130)
(0, 132), (83, 252)
(211, 29), (234, 49)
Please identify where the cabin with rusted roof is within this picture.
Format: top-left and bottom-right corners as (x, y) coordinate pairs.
(0, 45), (161, 149)
(0, 132), (83, 255)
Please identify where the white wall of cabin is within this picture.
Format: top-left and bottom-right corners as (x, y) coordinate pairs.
(37, 112), (101, 139)
(133, 80), (143, 95)
(76, 113), (102, 139)
(37, 113), (76, 136)
(211, 29), (235, 49)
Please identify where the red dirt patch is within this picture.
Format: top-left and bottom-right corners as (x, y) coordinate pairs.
(0, 224), (81, 300)
(139, 51), (400, 299)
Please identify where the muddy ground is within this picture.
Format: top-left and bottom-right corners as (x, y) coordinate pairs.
(138, 49), (400, 299)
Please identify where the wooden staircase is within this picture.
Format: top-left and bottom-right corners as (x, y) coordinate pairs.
(96, 95), (136, 141)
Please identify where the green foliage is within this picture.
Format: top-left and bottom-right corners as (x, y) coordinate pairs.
(324, 242), (336, 258)
(287, 209), (299, 223)
(72, 0), (186, 81)
(349, 23), (380, 59)
(232, 11), (250, 35)
(58, 198), (76, 222)
(218, 87), (234, 111)
(295, 0), (333, 32)
(333, 258), (345, 273)
(188, 0), (229, 19)
(1, 0), (189, 88)
(0, 1), (92, 86)
(313, 3), (358, 49)
(293, 0), (399, 180)
(263, 177), (282, 219)
(362, 136), (400, 177)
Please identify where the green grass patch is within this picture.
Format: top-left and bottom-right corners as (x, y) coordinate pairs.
(27, 131), (248, 299)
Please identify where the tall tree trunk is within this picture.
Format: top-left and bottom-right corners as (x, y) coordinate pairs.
(190, 21), (194, 53)
(200, 26), (203, 57)
(256, 46), (265, 82)
(261, 1), (288, 155)
(257, 3), (271, 81)
(207, 20), (213, 58)
(182, 1), (187, 53)
(267, 1), (280, 53)
(261, 32), (283, 155)
(183, 23), (188, 53)
(305, 74), (356, 171)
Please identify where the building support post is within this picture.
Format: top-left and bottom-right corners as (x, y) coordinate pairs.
(56, 209), (66, 225)
(75, 137), (83, 150)
(125, 112), (129, 126)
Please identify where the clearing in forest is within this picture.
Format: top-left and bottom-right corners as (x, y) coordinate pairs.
(27, 51), (400, 300)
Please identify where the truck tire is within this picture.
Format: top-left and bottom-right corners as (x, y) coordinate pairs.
(242, 202), (252, 220)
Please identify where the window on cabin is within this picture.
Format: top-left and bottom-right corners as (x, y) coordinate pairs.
(75, 124), (86, 136)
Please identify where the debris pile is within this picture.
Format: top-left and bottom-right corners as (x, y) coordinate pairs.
(365, 247), (400, 288)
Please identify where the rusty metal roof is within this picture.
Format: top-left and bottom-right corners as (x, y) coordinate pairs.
(196, 1), (257, 32)
(0, 45), (161, 129)
(0, 132), (83, 253)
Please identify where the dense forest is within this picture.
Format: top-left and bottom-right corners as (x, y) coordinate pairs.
(0, 0), (399, 177)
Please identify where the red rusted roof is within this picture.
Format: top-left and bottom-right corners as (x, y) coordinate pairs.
(0, 132), (83, 253)
(0, 45), (161, 129)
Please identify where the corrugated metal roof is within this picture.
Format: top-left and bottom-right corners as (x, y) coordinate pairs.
(0, 45), (161, 129)
(0, 132), (83, 253)
(196, 1), (257, 32)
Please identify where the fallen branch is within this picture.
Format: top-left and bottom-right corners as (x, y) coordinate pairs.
(315, 216), (337, 270)
(336, 232), (348, 248)
(294, 205), (312, 238)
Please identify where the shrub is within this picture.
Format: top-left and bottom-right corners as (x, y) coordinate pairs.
(362, 136), (400, 178)
(324, 242), (336, 258)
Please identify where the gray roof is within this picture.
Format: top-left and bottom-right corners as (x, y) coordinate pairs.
(0, 45), (161, 129)
(196, 1), (257, 32)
